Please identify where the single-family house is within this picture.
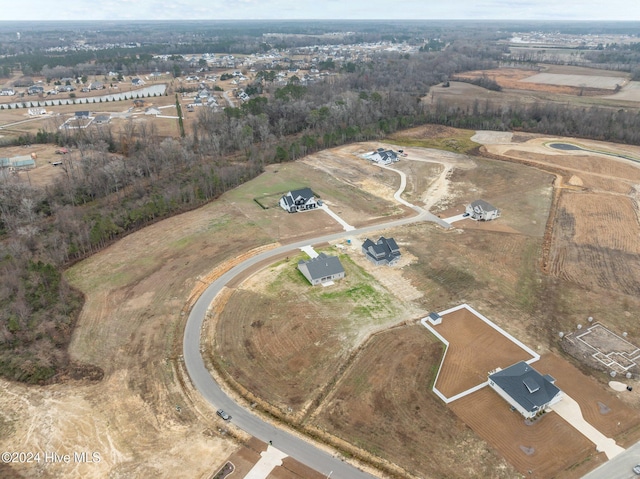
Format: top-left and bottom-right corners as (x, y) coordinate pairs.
(297, 253), (345, 286)
(465, 199), (500, 221)
(362, 236), (401, 266)
(1, 88), (15, 96)
(488, 361), (562, 419)
(28, 108), (47, 116)
(89, 82), (104, 90)
(279, 187), (320, 213)
(369, 149), (398, 165)
(94, 114), (110, 124)
(75, 111), (90, 118)
(131, 77), (145, 86)
(27, 85), (44, 95)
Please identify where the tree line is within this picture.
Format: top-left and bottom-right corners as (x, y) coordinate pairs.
(2, 33), (640, 384)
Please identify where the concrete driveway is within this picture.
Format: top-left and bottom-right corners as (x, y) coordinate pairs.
(551, 394), (625, 460)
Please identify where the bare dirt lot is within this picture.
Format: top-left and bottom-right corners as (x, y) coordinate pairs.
(449, 386), (604, 478)
(314, 324), (519, 479)
(440, 337), (640, 479)
(3, 132), (640, 479)
(480, 136), (640, 305)
(0, 200), (277, 478)
(432, 307), (536, 398)
(534, 353), (640, 447)
(214, 249), (423, 414)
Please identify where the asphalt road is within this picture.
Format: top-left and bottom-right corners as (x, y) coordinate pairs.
(183, 201), (447, 478)
(581, 442), (640, 479)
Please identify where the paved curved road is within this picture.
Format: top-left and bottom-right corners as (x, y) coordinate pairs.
(183, 164), (450, 478)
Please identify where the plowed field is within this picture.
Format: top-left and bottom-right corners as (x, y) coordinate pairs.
(549, 191), (640, 295)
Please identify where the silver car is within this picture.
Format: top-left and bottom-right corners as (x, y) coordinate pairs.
(216, 409), (231, 421)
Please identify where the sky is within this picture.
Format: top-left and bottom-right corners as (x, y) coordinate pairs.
(2, 0), (640, 22)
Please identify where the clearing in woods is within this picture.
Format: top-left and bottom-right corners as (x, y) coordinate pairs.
(213, 131), (640, 478)
(3, 131), (640, 479)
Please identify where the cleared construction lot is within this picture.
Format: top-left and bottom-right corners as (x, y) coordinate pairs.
(3, 127), (640, 478)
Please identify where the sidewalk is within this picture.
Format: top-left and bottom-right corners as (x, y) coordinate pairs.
(243, 445), (288, 479)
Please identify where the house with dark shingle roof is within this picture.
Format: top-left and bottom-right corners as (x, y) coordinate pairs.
(465, 199), (500, 221)
(94, 114), (111, 124)
(279, 187), (320, 213)
(362, 236), (401, 266)
(368, 149), (398, 165)
(489, 361), (562, 419)
(297, 253), (345, 286)
(27, 85), (44, 95)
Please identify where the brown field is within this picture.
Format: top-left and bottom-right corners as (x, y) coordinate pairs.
(442, 345), (640, 478)
(429, 64), (640, 113)
(449, 387), (604, 478)
(455, 66), (627, 96)
(432, 307), (536, 398)
(480, 137), (640, 300)
(549, 192), (640, 296)
(0, 200), (276, 478)
(213, 249), (421, 413)
(534, 353), (640, 446)
(3, 128), (640, 479)
(222, 151), (409, 241)
(314, 324), (519, 479)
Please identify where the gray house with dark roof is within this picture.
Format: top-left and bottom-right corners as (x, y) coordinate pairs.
(465, 199), (500, 221)
(279, 187), (319, 213)
(362, 236), (401, 266)
(297, 253), (345, 286)
(488, 361), (562, 419)
(369, 149), (398, 165)
(94, 114), (111, 124)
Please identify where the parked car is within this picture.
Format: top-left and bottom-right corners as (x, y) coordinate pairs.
(633, 464), (640, 475)
(216, 409), (231, 421)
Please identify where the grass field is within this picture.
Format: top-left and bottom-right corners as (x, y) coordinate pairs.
(214, 249), (411, 412)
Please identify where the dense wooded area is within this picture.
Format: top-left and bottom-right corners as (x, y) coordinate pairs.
(2, 20), (640, 383)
